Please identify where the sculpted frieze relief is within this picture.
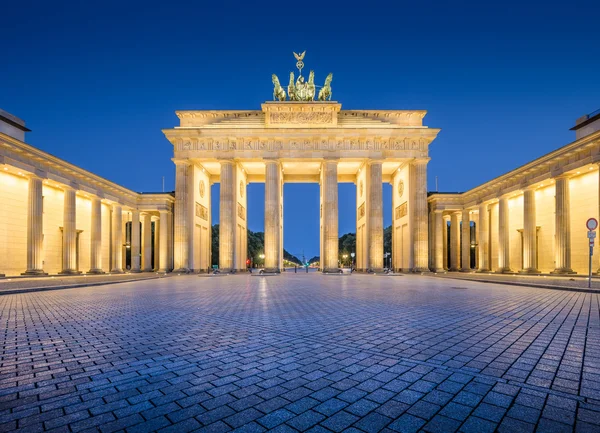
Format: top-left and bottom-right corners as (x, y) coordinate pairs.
(270, 112), (333, 124)
(174, 136), (431, 153)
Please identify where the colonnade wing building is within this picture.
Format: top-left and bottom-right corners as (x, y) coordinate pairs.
(428, 109), (600, 275)
(162, 102), (438, 273)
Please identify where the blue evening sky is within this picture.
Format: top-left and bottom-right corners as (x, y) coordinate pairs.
(3, 0), (599, 259)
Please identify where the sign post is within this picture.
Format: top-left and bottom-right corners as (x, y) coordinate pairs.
(586, 218), (598, 288)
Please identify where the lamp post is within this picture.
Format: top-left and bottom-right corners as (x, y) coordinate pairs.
(259, 253), (265, 267)
(384, 252), (390, 270)
(350, 252), (355, 269)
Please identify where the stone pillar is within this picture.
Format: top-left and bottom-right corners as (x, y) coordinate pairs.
(461, 209), (472, 272)
(321, 159), (339, 272)
(88, 197), (103, 274)
(130, 210), (141, 272)
(159, 210), (169, 273)
(61, 187), (79, 274)
(219, 160), (235, 272)
(450, 212), (460, 271)
(477, 203), (489, 272)
(442, 216), (449, 270)
(497, 195), (513, 273)
(111, 204), (123, 273)
(553, 175), (575, 274)
(264, 160), (281, 273)
(433, 211), (445, 272)
(412, 159), (429, 272)
(173, 161), (191, 272)
(368, 161), (383, 271)
(168, 211), (174, 271)
(521, 188), (539, 273)
(142, 213), (152, 271)
(153, 217), (159, 271)
(23, 175), (46, 275)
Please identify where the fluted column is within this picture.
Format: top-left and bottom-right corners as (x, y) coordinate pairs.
(553, 175), (575, 274)
(130, 210), (141, 272)
(88, 197), (103, 273)
(111, 204), (123, 273)
(23, 175), (46, 275)
(322, 159), (339, 272)
(450, 212), (460, 271)
(461, 209), (472, 271)
(433, 211), (444, 272)
(173, 161), (191, 272)
(153, 217), (159, 271)
(521, 188), (539, 273)
(159, 210), (169, 273)
(477, 203), (489, 272)
(142, 213), (152, 271)
(219, 160), (235, 272)
(264, 160), (281, 273)
(368, 161), (383, 271)
(442, 216), (449, 270)
(497, 195), (512, 273)
(61, 186), (79, 274)
(412, 159), (429, 272)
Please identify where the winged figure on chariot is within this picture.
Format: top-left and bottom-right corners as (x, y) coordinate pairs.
(272, 51), (333, 102)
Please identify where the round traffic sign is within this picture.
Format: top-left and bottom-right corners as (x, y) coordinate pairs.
(587, 218), (598, 231)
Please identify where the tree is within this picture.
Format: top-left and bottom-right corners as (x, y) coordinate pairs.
(211, 224), (219, 266)
(383, 225), (392, 254)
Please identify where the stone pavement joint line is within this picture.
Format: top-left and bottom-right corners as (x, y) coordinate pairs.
(0, 273), (598, 433)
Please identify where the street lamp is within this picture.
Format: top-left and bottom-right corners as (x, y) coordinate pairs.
(384, 252), (391, 270)
(342, 254), (348, 267)
(350, 252), (355, 269)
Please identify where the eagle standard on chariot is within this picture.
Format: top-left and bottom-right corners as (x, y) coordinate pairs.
(271, 51), (333, 102)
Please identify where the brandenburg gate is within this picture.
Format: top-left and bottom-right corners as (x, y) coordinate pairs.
(162, 54), (440, 273)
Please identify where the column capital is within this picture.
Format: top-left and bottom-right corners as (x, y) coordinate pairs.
(366, 159), (384, 166)
(551, 170), (571, 180)
(411, 157), (431, 166)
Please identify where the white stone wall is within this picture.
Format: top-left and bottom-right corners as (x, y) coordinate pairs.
(535, 185), (555, 273)
(191, 165), (211, 271)
(489, 202), (499, 271)
(570, 171), (599, 274)
(41, 185), (64, 274)
(508, 195), (524, 271)
(101, 202), (111, 271)
(0, 172), (27, 275)
(76, 195), (92, 272)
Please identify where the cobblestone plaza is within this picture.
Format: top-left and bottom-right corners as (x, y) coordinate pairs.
(1, 275), (599, 432)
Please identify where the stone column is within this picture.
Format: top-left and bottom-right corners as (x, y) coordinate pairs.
(368, 161), (384, 271)
(450, 212), (460, 271)
(167, 211), (174, 271)
(142, 213), (152, 271)
(553, 175), (575, 274)
(159, 210), (169, 273)
(130, 210), (141, 272)
(61, 186), (79, 274)
(23, 175), (46, 275)
(412, 159), (429, 272)
(497, 195), (513, 273)
(521, 188), (539, 273)
(461, 209), (472, 271)
(433, 211), (445, 272)
(219, 160), (235, 272)
(322, 159), (339, 272)
(264, 160), (281, 273)
(88, 197), (103, 273)
(173, 161), (191, 272)
(477, 203), (489, 272)
(153, 217), (159, 271)
(442, 216), (449, 270)
(111, 204), (123, 273)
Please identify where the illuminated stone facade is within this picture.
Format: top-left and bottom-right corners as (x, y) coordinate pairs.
(428, 109), (600, 275)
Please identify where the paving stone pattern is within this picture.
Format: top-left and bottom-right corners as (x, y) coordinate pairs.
(0, 273), (599, 432)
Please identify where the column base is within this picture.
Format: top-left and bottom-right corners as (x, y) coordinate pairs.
(432, 268), (446, 273)
(263, 268), (281, 274)
(21, 270), (48, 276)
(59, 270), (82, 275)
(322, 268), (341, 274)
(460, 268), (474, 273)
(173, 268), (192, 274)
(551, 268), (576, 275)
(519, 268), (540, 275)
(110, 269), (124, 274)
(130, 269), (142, 273)
(449, 267), (460, 272)
(476, 269), (491, 273)
(368, 268), (385, 274)
(412, 267), (431, 273)
(495, 268), (515, 274)
(87, 269), (105, 275)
